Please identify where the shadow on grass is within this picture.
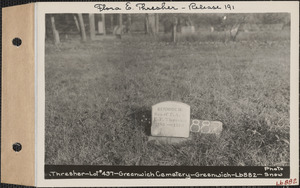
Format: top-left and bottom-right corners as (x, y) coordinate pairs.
(129, 108), (152, 136)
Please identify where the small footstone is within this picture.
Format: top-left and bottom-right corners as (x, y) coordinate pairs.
(190, 119), (223, 136)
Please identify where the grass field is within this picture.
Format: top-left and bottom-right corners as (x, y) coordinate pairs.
(45, 31), (290, 166)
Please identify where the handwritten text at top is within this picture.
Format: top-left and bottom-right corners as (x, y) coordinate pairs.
(94, 2), (235, 12)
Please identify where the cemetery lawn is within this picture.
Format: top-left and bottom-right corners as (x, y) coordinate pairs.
(45, 33), (290, 166)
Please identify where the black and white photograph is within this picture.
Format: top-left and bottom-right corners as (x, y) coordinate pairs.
(44, 12), (291, 169)
(34, 1), (299, 187)
(1, 1), (298, 187)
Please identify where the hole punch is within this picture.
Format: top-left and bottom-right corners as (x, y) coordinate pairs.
(12, 37), (22, 47)
(12, 142), (22, 152)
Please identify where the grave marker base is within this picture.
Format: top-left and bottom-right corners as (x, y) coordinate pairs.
(148, 135), (192, 144)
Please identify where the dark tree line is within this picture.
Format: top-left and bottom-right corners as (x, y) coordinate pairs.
(46, 13), (290, 44)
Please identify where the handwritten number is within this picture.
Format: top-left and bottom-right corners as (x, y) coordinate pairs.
(293, 178), (297, 184)
(225, 4), (234, 10)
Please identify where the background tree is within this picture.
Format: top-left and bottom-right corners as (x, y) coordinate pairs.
(50, 15), (60, 45)
(144, 14), (158, 35)
(222, 14), (247, 41)
(101, 14), (106, 35)
(171, 17), (178, 42)
(77, 14), (87, 41)
(89, 14), (96, 40)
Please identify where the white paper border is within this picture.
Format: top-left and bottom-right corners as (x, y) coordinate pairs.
(36, 1), (299, 187)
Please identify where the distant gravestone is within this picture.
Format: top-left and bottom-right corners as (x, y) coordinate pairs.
(151, 101), (190, 138)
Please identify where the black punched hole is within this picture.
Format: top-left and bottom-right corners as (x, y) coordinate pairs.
(12, 37), (22, 47)
(12, 142), (22, 152)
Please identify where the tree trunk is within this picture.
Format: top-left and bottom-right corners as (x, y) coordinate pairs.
(78, 13), (87, 42)
(145, 14), (157, 35)
(145, 14), (149, 34)
(101, 14), (106, 35)
(119, 14), (122, 27)
(127, 14), (132, 33)
(229, 16), (246, 42)
(230, 23), (240, 41)
(45, 15), (52, 39)
(50, 15), (60, 45)
(89, 14), (96, 40)
(73, 14), (80, 32)
(110, 14), (114, 33)
(171, 17), (178, 42)
(155, 14), (159, 33)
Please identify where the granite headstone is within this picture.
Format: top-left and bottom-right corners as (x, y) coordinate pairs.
(151, 101), (190, 138)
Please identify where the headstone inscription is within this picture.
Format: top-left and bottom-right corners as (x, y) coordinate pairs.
(151, 101), (190, 138)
